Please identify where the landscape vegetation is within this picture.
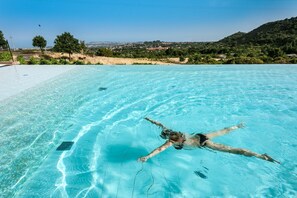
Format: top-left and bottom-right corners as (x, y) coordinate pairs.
(1, 17), (297, 65)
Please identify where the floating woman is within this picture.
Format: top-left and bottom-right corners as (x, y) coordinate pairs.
(138, 117), (280, 164)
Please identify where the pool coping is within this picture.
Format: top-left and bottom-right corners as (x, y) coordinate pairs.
(0, 65), (78, 101)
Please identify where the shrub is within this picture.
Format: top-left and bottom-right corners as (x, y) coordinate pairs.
(58, 59), (70, 65)
(96, 48), (113, 57)
(224, 57), (264, 64)
(132, 62), (153, 65)
(289, 58), (297, 64)
(49, 58), (59, 64)
(39, 58), (50, 65)
(17, 55), (26, 64)
(27, 57), (39, 65)
(274, 57), (288, 64)
(0, 52), (11, 61)
(73, 60), (84, 65)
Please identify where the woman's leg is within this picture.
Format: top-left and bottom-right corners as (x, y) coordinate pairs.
(204, 140), (280, 163)
(206, 123), (244, 139)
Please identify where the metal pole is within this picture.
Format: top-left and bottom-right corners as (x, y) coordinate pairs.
(6, 40), (14, 62)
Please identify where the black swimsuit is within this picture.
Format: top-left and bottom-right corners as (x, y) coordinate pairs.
(173, 133), (208, 150)
(195, 133), (209, 146)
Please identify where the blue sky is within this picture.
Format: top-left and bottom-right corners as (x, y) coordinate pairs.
(0, 0), (297, 48)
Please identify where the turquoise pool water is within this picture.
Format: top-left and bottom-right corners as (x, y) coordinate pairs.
(1, 65), (297, 197)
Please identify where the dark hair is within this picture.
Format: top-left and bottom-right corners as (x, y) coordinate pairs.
(160, 129), (183, 142)
(169, 132), (181, 142)
(160, 129), (172, 139)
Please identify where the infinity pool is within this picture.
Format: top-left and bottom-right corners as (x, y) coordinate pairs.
(1, 65), (297, 197)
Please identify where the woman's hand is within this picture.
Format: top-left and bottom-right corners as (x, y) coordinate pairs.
(237, 122), (245, 129)
(261, 153), (280, 164)
(138, 156), (148, 162)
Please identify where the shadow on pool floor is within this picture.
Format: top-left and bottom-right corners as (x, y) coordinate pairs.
(103, 144), (148, 163)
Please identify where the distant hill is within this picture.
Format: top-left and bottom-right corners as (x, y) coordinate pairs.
(219, 17), (297, 47)
(219, 32), (246, 45)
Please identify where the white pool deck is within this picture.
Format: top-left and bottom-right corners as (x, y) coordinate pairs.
(0, 65), (78, 101)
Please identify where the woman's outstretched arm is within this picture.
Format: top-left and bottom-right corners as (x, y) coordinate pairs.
(145, 117), (167, 129)
(205, 140), (280, 164)
(138, 141), (173, 162)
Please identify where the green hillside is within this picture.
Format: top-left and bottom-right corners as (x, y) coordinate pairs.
(219, 17), (297, 51)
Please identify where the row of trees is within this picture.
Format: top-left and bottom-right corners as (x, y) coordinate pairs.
(1, 30), (86, 60)
(32, 32), (86, 59)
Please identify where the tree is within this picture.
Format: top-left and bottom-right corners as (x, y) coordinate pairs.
(264, 47), (284, 58)
(79, 40), (87, 54)
(32, 35), (47, 54)
(0, 31), (8, 50)
(179, 56), (185, 62)
(53, 32), (81, 59)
